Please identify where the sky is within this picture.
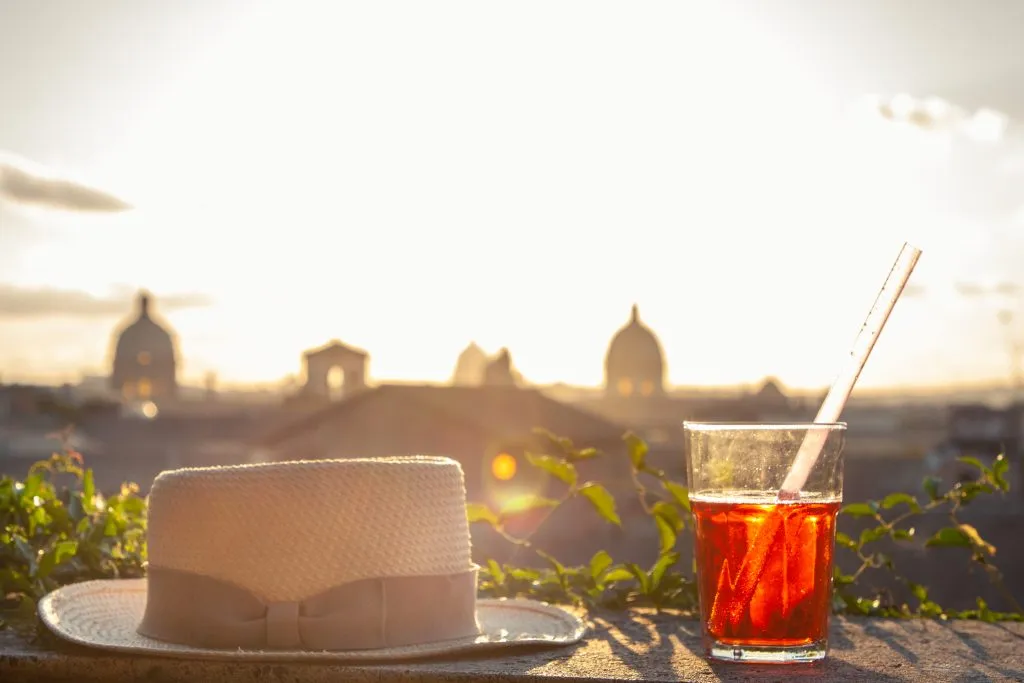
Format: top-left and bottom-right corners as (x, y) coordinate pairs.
(3, 0), (1024, 391)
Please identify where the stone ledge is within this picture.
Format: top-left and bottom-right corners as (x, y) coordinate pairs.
(2, 611), (1023, 682)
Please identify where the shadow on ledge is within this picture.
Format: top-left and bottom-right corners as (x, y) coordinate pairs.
(2, 610), (1024, 682)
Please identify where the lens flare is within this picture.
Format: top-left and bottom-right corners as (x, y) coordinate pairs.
(491, 453), (517, 481)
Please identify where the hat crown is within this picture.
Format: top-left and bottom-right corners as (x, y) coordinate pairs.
(146, 456), (474, 603)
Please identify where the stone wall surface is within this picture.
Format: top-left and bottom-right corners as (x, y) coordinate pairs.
(2, 612), (1023, 682)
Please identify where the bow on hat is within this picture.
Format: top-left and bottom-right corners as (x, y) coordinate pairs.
(138, 566), (481, 650)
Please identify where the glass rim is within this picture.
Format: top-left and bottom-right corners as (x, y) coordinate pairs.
(682, 421), (847, 431)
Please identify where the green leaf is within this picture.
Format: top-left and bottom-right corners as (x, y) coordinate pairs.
(506, 567), (540, 582)
(575, 448), (599, 460)
(626, 563), (650, 594)
(579, 482), (621, 526)
(648, 552), (679, 591)
(655, 514), (676, 555)
(832, 567), (855, 586)
(859, 526), (888, 546)
(36, 540), (78, 580)
(954, 480), (991, 505)
(957, 456), (991, 477)
(602, 567), (634, 583)
(465, 502), (500, 526)
(29, 506), (48, 535)
(533, 428), (578, 459)
(485, 559), (505, 585)
(925, 526), (972, 549)
(855, 597), (881, 614)
(923, 476), (942, 501)
(499, 494), (560, 516)
(589, 550), (613, 580)
(75, 516), (91, 535)
(880, 492), (921, 513)
(892, 527), (915, 541)
(119, 496), (146, 517)
(992, 455), (1010, 491)
(624, 432), (648, 470)
(835, 531), (858, 551)
(20, 472), (43, 501)
(662, 480), (691, 512)
(908, 581), (928, 602)
(957, 523), (996, 555)
(840, 503), (878, 519)
(651, 500), (682, 532)
(976, 598), (996, 623)
(540, 552), (566, 577)
(524, 452), (578, 486)
(82, 469), (96, 510)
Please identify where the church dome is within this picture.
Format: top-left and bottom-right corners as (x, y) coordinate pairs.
(115, 296), (174, 357)
(110, 291), (178, 400)
(604, 304), (665, 397)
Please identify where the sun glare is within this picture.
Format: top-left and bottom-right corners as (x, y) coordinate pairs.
(499, 493), (540, 516)
(2, 4), (1011, 391)
(491, 453), (517, 481)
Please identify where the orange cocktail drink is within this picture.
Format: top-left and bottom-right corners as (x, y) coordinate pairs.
(684, 423), (845, 663)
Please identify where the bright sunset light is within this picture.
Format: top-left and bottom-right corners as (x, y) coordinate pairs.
(2, 2), (1023, 393)
(5, 7), (1024, 670)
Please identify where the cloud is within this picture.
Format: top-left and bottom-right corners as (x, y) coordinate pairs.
(862, 93), (1012, 142)
(0, 284), (211, 319)
(0, 151), (132, 213)
(846, 92), (1024, 219)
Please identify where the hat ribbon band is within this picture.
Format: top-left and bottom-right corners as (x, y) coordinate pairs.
(137, 565), (481, 651)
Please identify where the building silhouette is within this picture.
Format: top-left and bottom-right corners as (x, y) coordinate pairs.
(483, 348), (521, 387)
(452, 342), (489, 385)
(604, 304), (665, 398)
(301, 340), (368, 400)
(109, 291), (178, 402)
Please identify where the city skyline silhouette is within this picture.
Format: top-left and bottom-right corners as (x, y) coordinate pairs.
(3, 1), (1024, 391)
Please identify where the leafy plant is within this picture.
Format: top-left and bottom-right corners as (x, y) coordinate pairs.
(832, 453), (1022, 621)
(472, 429), (1023, 622)
(0, 436), (147, 629)
(0, 428), (1020, 632)
(470, 432), (693, 610)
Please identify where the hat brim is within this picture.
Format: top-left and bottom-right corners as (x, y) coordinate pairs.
(38, 579), (587, 662)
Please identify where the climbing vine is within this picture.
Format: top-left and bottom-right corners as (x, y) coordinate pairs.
(0, 428), (1020, 631)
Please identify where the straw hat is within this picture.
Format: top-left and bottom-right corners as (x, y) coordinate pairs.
(39, 456), (586, 661)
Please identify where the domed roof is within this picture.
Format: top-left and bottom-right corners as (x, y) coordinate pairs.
(605, 304), (665, 389)
(113, 291), (176, 359)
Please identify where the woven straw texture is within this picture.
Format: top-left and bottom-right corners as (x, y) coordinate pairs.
(38, 579), (587, 662)
(146, 456), (473, 602)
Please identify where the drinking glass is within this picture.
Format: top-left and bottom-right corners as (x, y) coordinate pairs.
(684, 422), (846, 663)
